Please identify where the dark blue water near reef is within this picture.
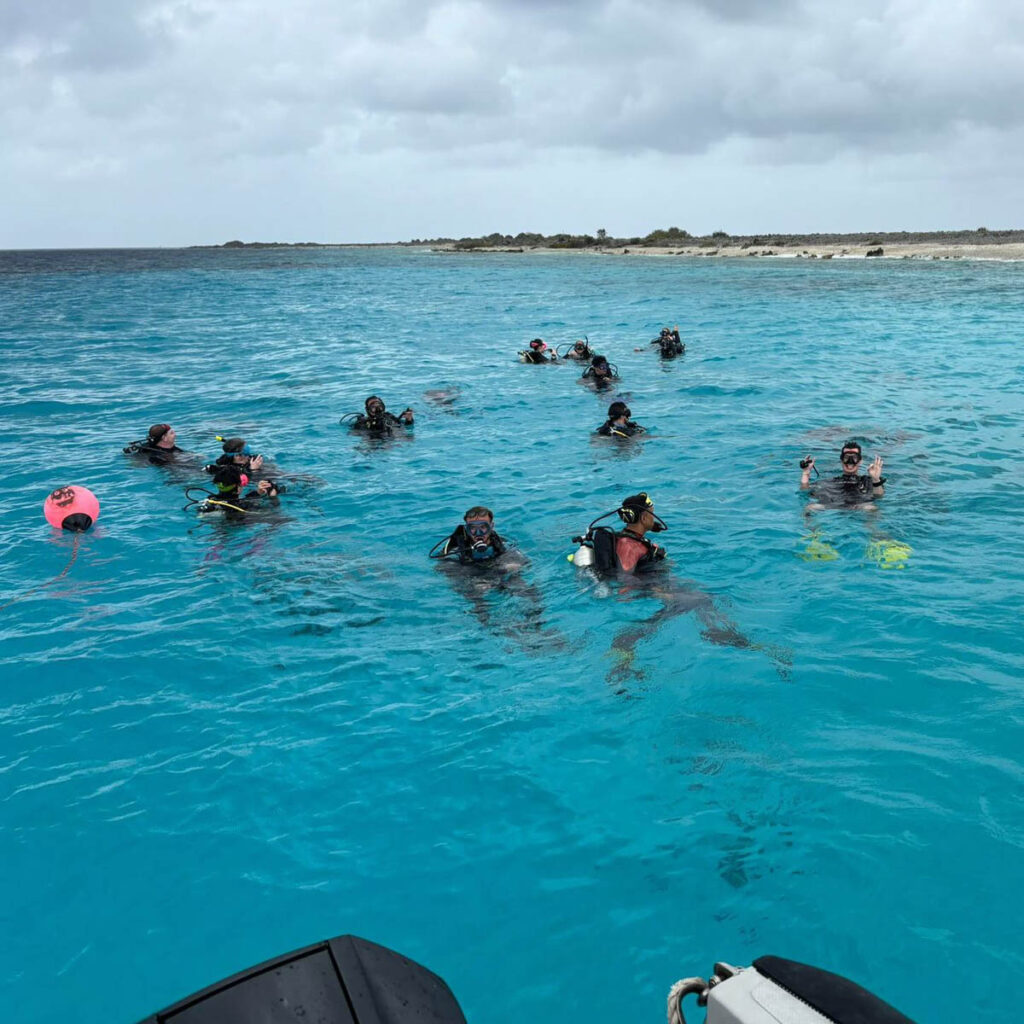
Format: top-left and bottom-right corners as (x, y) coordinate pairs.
(1, 246), (1022, 1023)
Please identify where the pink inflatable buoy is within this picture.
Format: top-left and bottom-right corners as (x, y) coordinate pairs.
(43, 486), (100, 532)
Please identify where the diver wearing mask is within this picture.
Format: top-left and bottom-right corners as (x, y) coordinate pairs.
(596, 401), (646, 438)
(581, 354), (619, 386)
(800, 439), (885, 505)
(560, 339), (594, 361)
(652, 326), (684, 357)
(348, 395), (415, 435)
(571, 492), (667, 573)
(189, 464), (283, 521)
(430, 506), (508, 564)
(204, 436), (265, 476)
(520, 339), (555, 364)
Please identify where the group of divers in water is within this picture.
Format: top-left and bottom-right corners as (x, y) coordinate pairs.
(122, 325), (906, 685)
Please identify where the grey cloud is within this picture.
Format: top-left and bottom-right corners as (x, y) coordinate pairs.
(0, 0), (196, 72)
(2, 0), (1024, 171)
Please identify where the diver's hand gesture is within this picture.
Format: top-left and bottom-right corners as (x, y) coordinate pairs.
(868, 455), (883, 482)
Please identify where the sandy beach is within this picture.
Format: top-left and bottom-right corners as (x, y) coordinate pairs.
(429, 241), (1024, 261)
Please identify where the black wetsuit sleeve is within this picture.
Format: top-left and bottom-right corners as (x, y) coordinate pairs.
(441, 526), (466, 556)
(597, 423), (612, 435)
(140, 444), (179, 466)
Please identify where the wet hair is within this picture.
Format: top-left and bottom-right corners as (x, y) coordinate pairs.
(148, 423), (171, 443)
(840, 440), (862, 457)
(608, 401), (630, 419)
(529, 339), (545, 350)
(621, 492), (654, 514)
(365, 395), (385, 412)
(464, 506), (493, 521)
(221, 437), (247, 454)
(591, 355), (609, 367)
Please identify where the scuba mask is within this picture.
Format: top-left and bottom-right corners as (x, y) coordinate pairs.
(465, 519), (492, 549)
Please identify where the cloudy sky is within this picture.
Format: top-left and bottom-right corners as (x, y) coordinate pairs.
(3, 0), (1023, 246)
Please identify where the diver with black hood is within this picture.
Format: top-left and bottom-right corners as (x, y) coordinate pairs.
(580, 354), (619, 388)
(596, 401), (646, 438)
(647, 326), (685, 357)
(343, 395), (414, 436)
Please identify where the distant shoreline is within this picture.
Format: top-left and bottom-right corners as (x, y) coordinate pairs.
(428, 241), (1024, 261)
(198, 232), (1024, 261)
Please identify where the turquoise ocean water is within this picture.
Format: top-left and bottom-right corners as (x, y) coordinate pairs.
(1, 248), (1022, 1022)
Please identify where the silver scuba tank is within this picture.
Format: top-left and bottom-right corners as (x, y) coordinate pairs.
(669, 956), (914, 1024)
(569, 544), (594, 567)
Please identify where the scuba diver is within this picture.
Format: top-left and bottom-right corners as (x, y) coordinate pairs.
(342, 396), (415, 436)
(519, 338), (556, 364)
(596, 401), (646, 438)
(558, 338), (595, 361)
(430, 506), (507, 564)
(186, 464), (284, 522)
(430, 506), (564, 653)
(800, 439), (885, 508)
(798, 439), (906, 566)
(580, 354), (619, 388)
(204, 436), (265, 477)
(570, 492), (667, 573)
(123, 423), (190, 466)
(650, 326), (685, 357)
(570, 492), (790, 685)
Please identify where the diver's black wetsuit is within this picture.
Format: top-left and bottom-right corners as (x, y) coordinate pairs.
(440, 525), (508, 564)
(521, 350), (551, 364)
(199, 489), (278, 522)
(812, 474), (878, 507)
(596, 419), (645, 437)
(126, 441), (184, 466)
(351, 412), (410, 436)
(441, 526), (508, 564)
(653, 331), (684, 356)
